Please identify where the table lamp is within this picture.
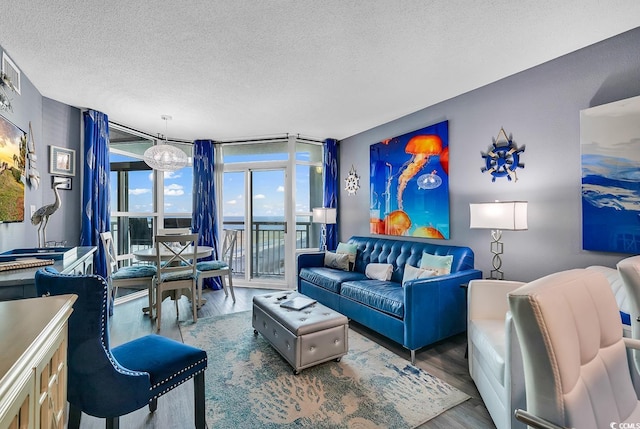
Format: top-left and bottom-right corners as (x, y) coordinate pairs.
(312, 207), (337, 252)
(470, 201), (528, 280)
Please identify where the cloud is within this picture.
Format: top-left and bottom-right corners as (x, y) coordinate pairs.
(254, 194), (265, 199)
(227, 199), (237, 205)
(129, 188), (151, 195)
(164, 184), (184, 196)
(164, 171), (181, 179)
(277, 186), (284, 192)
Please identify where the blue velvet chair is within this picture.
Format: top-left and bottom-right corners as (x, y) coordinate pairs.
(34, 267), (208, 429)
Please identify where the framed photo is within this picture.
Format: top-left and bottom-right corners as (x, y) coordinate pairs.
(49, 145), (76, 176)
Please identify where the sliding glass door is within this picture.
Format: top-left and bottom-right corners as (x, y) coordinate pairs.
(222, 168), (288, 286)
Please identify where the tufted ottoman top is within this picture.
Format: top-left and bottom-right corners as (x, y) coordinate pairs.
(253, 291), (348, 336)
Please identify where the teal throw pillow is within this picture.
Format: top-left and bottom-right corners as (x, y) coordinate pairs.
(419, 252), (453, 276)
(336, 242), (358, 270)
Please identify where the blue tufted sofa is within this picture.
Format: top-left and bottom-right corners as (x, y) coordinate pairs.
(297, 236), (482, 363)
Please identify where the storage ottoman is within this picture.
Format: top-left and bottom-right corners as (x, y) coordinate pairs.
(252, 291), (348, 374)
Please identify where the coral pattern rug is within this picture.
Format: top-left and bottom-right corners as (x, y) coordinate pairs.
(180, 311), (469, 428)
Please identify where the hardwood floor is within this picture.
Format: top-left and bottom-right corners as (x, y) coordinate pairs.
(78, 287), (495, 428)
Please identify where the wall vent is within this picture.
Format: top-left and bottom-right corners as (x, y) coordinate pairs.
(2, 52), (21, 95)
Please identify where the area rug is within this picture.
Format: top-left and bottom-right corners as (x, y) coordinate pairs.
(180, 311), (469, 429)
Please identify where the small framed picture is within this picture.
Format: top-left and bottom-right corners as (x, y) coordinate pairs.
(49, 145), (76, 177)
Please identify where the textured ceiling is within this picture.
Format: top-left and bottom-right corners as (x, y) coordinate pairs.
(1, 1), (639, 141)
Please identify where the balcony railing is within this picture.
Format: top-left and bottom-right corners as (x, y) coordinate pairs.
(223, 220), (313, 279)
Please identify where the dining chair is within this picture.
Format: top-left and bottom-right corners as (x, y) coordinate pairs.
(196, 229), (238, 304)
(129, 217), (153, 249)
(154, 233), (199, 331)
(157, 227), (192, 235)
(34, 267), (207, 429)
(100, 231), (156, 315)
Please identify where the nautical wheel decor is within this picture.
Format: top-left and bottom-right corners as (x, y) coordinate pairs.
(481, 128), (525, 182)
(344, 165), (360, 195)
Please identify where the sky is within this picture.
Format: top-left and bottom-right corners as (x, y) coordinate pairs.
(109, 151), (317, 219)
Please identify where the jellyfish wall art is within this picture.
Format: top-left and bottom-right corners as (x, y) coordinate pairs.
(370, 120), (450, 238)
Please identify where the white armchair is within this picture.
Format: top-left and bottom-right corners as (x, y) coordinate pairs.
(509, 269), (640, 428)
(467, 279), (527, 429)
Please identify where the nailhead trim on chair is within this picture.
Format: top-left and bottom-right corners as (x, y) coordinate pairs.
(151, 357), (208, 390)
(152, 367), (207, 399)
(49, 271), (150, 378)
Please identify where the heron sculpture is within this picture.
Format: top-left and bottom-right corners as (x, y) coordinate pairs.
(31, 183), (63, 247)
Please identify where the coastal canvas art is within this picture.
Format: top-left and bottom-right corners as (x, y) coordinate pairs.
(581, 95), (640, 253)
(370, 120), (449, 238)
(0, 114), (25, 223)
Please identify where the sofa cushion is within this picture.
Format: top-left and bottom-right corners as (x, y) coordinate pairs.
(299, 267), (367, 293)
(340, 280), (404, 319)
(468, 319), (506, 386)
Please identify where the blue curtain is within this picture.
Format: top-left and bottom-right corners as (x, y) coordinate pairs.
(80, 110), (110, 279)
(192, 139), (221, 289)
(323, 138), (339, 251)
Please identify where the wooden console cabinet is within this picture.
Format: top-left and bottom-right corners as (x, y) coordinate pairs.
(0, 294), (76, 429)
(0, 247), (96, 301)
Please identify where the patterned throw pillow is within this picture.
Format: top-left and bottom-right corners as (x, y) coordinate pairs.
(402, 264), (437, 286)
(419, 252), (453, 276)
(336, 242), (358, 271)
(324, 251), (350, 271)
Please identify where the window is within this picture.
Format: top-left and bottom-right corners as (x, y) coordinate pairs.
(108, 124), (193, 258)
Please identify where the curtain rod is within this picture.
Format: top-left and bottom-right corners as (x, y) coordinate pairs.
(110, 122), (330, 145)
(109, 121), (192, 144)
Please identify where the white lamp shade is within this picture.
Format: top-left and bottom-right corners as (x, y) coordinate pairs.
(312, 207), (337, 224)
(469, 201), (528, 230)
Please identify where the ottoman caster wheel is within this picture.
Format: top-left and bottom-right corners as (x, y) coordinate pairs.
(334, 357), (341, 362)
(293, 369), (300, 375)
(253, 329), (258, 336)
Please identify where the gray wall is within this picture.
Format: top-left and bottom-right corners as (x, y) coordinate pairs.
(339, 27), (640, 282)
(0, 43), (82, 252)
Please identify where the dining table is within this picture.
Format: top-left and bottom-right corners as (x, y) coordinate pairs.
(132, 245), (214, 308)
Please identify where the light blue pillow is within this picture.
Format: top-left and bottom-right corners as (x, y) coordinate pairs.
(336, 242), (358, 270)
(420, 253), (453, 276)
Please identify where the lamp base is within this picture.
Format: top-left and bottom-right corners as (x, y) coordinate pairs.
(320, 224), (328, 252)
(489, 229), (505, 280)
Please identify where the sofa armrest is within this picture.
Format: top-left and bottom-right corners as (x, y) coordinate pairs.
(403, 269), (482, 348)
(469, 279), (526, 321)
(297, 252), (325, 272)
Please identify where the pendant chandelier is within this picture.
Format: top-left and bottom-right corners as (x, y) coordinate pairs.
(143, 115), (189, 171)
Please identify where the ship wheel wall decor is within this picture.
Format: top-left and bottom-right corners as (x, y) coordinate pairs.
(344, 165), (360, 195)
(481, 128), (525, 182)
